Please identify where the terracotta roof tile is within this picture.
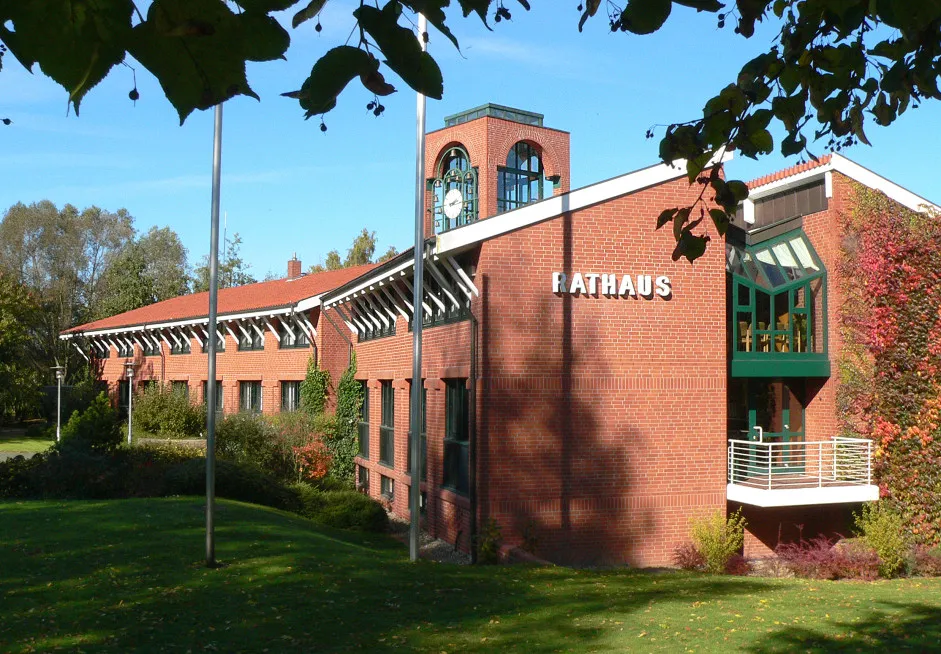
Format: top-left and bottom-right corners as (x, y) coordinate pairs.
(747, 155), (832, 189)
(65, 263), (379, 334)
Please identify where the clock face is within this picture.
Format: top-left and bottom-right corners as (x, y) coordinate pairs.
(443, 188), (464, 220)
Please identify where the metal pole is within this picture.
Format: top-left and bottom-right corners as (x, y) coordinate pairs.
(409, 12), (428, 563)
(127, 368), (133, 446)
(206, 102), (223, 568)
(56, 373), (62, 442)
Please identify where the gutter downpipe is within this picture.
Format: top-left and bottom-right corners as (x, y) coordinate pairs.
(469, 312), (478, 564)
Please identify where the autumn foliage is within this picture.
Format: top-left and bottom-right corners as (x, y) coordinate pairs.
(838, 186), (941, 546)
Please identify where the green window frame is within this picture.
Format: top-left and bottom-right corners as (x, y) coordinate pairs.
(279, 324), (310, 349)
(727, 229), (829, 378)
(202, 380), (223, 412)
(407, 382), (427, 481)
(238, 330), (264, 352)
(379, 381), (394, 468)
(358, 320), (395, 343)
(171, 339), (191, 355)
(407, 272), (471, 331)
(380, 474), (394, 501)
(118, 343), (133, 358)
(201, 336), (226, 353)
(281, 381), (300, 412)
(358, 382), (370, 459)
(433, 145), (479, 233)
(497, 141), (543, 213)
(442, 379), (469, 494)
(142, 340), (160, 357)
(239, 381), (262, 412)
(117, 379), (130, 417)
(357, 464), (370, 491)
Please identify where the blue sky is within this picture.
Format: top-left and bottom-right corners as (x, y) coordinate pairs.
(2, 2), (940, 279)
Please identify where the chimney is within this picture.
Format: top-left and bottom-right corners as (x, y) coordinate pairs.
(287, 253), (301, 279)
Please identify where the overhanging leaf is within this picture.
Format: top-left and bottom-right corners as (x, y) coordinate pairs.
(405, 0), (461, 50)
(578, 0), (601, 31)
(232, 0), (301, 11)
(292, 0), (328, 29)
(620, 0), (672, 35)
(287, 45), (376, 118)
(355, 4), (443, 99)
(0, 0), (134, 115)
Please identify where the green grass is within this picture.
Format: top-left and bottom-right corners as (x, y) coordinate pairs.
(2, 498), (941, 653)
(0, 429), (54, 453)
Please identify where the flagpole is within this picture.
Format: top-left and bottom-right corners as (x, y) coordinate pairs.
(206, 102), (223, 568)
(409, 12), (428, 563)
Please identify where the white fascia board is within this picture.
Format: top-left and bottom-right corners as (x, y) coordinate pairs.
(830, 154), (940, 213)
(71, 306), (296, 339)
(727, 483), (879, 507)
(436, 153), (733, 255)
(295, 296), (322, 313)
(322, 258), (416, 306)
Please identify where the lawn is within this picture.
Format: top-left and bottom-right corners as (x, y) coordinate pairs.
(2, 498), (941, 653)
(0, 428), (54, 454)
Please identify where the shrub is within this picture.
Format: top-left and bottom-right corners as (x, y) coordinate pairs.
(724, 554), (751, 576)
(672, 542), (706, 571)
(909, 544), (941, 577)
(325, 357), (363, 483)
(855, 502), (909, 577)
(59, 392), (121, 453)
(132, 385), (204, 439)
(300, 357), (331, 416)
(689, 509), (747, 574)
(0, 454), (44, 498)
(163, 458), (300, 512)
(291, 485), (387, 533)
(293, 440), (331, 483)
(477, 518), (503, 564)
(216, 412), (290, 478)
(776, 536), (880, 580)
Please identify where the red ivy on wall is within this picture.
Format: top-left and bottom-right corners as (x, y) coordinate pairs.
(839, 186), (941, 546)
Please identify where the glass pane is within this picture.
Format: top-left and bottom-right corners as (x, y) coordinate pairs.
(756, 248), (786, 287)
(790, 236), (820, 273)
(810, 278), (824, 353)
(772, 242), (803, 282)
(743, 251), (768, 288)
(793, 285), (806, 308)
(774, 293), (790, 352)
(755, 289), (772, 352)
(727, 244), (747, 277)
(736, 311), (753, 352)
(737, 283), (750, 307)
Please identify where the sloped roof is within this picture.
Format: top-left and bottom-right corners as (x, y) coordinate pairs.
(748, 155), (832, 189)
(64, 263), (379, 334)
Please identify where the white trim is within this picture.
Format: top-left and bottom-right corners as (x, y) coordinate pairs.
(366, 292), (396, 325)
(380, 284), (410, 321)
(264, 318), (281, 343)
(403, 277), (434, 316)
(748, 153), (939, 214)
(189, 327), (204, 348)
(324, 258), (417, 305)
(333, 305), (359, 336)
(235, 321), (253, 342)
(166, 329), (182, 348)
(426, 257), (461, 309)
(248, 318), (266, 340)
(742, 199), (755, 225)
(726, 483), (879, 508)
(294, 315), (313, 341)
(295, 296), (322, 313)
(446, 256), (479, 297)
(389, 279), (415, 313)
(302, 315), (317, 339)
(72, 342), (90, 362)
(281, 316), (296, 340)
(224, 323), (239, 343)
(437, 153), (733, 255)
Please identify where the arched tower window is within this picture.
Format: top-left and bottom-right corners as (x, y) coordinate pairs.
(497, 141), (543, 213)
(432, 146), (478, 233)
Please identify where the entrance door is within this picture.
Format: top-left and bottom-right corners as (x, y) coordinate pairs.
(749, 380), (805, 473)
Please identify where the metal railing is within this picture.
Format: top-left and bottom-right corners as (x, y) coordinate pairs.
(728, 436), (872, 490)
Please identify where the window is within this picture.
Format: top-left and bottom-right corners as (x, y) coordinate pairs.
(141, 380), (159, 392)
(279, 324), (310, 349)
(357, 465), (370, 492)
(432, 145), (479, 233)
(497, 141), (543, 213)
(442, 379), (469, 494)
(201, 335), (225, 353)
(408, 271), (471, 330)
(171, 381), (189, 399)
(281, 381), (301, 412)
(238, 329), (264, 351)
(358, 318), (395, 343)
(202, 380), (223, 412)
(358, 382), (370, 459)
(118, 342), (133, 358)
(240, 381), (262, 412)
(142, 340), (160, 356)
(379, 381), (394, 467)
(171, 339), (191, 355)
(407, 382), (427, 480)
(117, 379), (130, 417)
(380, 475), (394, 501)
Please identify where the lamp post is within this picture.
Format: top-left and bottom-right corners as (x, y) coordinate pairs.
(52, 365), (65, 442)
(124, 361), (136, 446)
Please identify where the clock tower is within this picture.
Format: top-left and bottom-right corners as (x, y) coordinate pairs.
(424, 104), (571, 237)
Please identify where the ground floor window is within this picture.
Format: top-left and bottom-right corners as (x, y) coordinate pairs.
(357, 464), (370, 492)
(117, 379), (130, 418)
(202, 380), (223, 412)
(379, 381), (394, 468)
(443, 378), (469, 494)
(358, 382), (370, 459)
(380, 474), (394, 501)
(171, 381), (189, 399)
(281, 381), (300, 412)
(240, 381), (262, 412)
(407, 382), (427, 480)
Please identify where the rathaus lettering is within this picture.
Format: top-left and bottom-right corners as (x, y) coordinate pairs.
(552, 272), (672, 298)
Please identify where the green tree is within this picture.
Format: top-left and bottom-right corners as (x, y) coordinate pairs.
(0, 273), (41, 421)
(309, 230), (396, 273)
(0, 201), (133, 380)
(96, 227), (189, 318)
(3, 1), (937, 259)
(378, 245), (399, 263)
(192, 233), (257, 292)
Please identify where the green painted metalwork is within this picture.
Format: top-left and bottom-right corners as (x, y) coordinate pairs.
(433, 146), (478, 233)
(728, 228), (829, 378)
(497, 141), (544, 213)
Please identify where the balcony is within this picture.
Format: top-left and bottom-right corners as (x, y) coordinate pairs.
(727, 437), (879, 507)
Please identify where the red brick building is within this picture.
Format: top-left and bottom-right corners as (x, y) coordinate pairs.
(63, 104), (937, 566)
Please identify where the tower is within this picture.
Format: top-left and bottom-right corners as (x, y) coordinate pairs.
(423, 104), (571, 237)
